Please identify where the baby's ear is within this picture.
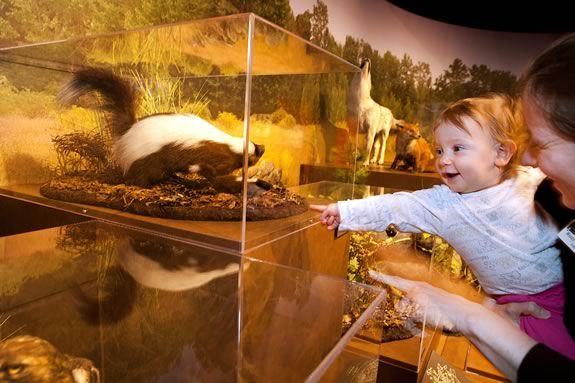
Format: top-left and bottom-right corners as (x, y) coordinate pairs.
(494, 139), (517, 167)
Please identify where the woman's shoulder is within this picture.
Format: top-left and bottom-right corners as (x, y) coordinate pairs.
(535, 176), (575, 227)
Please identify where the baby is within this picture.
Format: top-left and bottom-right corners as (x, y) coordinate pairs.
(312, 94), (574, 359)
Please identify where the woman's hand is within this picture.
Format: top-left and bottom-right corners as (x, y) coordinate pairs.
(369, 271), (538, 380)
(309, 203), (341, 230)
(369, 270), (475, 332)
(483, 298), (551, 327)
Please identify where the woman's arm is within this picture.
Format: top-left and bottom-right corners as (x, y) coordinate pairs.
(370, 272), (537, 381)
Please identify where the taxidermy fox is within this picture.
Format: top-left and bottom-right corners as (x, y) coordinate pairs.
(391, 121), (434, 173)
(58, 68), (265, 188)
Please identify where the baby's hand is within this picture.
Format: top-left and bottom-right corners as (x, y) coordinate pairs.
(309, 203), (341, 230)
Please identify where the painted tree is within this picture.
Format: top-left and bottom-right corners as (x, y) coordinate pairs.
(229, 0), (294, 29)
(310, 0), (329, 49)
(300, 75), (320, 124)
(295, 10), (312, 40)
(413, 61), (432, 103)
(342, 35), (361, 65)
(433, 58), (469, 101)
(123, 0), (238, 29)
(0, 1), (18, 44)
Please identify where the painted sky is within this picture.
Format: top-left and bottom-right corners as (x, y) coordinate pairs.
(290, 0), (560, 79)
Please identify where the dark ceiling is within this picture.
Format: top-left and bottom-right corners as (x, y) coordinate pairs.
(388, 1), (575, 34)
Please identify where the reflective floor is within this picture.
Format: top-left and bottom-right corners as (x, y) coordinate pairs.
(1, 221), (385, 382)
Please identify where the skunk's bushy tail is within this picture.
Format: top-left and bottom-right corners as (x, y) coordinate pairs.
(58, 68), (137, 137)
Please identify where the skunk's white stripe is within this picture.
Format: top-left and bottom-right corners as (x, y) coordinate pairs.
(113, 114), (254, 173)
(117, 239), (239, 292)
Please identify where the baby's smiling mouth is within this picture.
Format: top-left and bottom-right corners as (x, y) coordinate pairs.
(443, 172), (460, 179)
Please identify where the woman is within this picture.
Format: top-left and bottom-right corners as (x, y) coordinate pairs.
(372, 33), (575, 381)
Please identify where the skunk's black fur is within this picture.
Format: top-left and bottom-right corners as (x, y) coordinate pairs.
(59, 68), (265, 188)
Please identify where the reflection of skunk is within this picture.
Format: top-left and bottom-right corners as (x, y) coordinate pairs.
(116, 236), (240, 292)
(59, 68), (265, 187)
(74, 233), (240, 325)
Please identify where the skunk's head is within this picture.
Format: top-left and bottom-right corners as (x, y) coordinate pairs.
(247, 143), (265, 166)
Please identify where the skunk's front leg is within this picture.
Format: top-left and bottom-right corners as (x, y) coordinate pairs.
(209, 175), (267, 196)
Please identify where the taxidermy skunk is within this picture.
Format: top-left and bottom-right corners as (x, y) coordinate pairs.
(58, 68), (265, 188)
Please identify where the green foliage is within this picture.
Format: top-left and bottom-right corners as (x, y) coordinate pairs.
(336, 150), (369, 185)
(270, 107), (290, 123)
(320, 72), (348, 122)
(124, 0), (238, 29)
(230, 0), (294, 29)
(294, 10), (312, 40)
(129, 70), (211, 119)
(342, 36), (361, 65)
(299, 75), (320, 124)
(52, 132), (109, 175)
(0, 0), (520, 146)
(271, 107), (296, 129)
(55, 107), (113, 175)
(0, 0), (239, 47)
(432, 59), (517, 102)
(347, 232), (382, 283)
(215, 111), (242, 132)
(310, 0), (329, 49)
(0, 75), (56, 118)
(431, 237), (479, 288)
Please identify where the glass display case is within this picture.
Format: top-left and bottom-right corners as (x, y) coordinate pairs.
(0, 13), (363, 255)
(326, 184), (443, 382)
(0, 220), (386, 382)
(0, 12), (450, 381)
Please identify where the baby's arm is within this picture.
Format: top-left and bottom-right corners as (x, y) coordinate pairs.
(334, 188), (444, 234)
(309, 203), (341, 230)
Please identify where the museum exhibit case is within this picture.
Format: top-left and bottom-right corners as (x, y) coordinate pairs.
(0, 13), (368, 255)
(330, 183), (444, 382)
(0, 220), (386, 382)
(0, 12), (447, 381)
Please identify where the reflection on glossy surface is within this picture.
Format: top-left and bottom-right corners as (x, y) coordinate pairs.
(1, 221), (383, 382)
(116, 233), (240, 292)
(0, 14), (352, 76)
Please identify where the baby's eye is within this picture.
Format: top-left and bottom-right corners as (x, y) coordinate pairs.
(435, 148), (443, 155)
(453, 145), (464, 152)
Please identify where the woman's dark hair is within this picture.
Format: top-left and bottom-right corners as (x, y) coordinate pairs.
(520, 33), (575, 141)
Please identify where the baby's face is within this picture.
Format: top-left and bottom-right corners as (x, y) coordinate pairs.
(434, 117), (503, 193)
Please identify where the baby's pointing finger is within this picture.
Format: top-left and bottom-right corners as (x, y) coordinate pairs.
(309, 204), (327, 212)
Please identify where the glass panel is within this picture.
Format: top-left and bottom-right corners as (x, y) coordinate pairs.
(0, 13), (364, 254)
(315, 182), (441, 377)
(0, 14), (255, 250)
(243, 17), (361, 250)
(0, 220), (384, 382)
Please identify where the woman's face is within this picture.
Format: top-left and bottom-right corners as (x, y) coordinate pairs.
(521, 96), (575, 209)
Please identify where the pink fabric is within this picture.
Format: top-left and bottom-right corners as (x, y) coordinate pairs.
(495, 282), (575, 360)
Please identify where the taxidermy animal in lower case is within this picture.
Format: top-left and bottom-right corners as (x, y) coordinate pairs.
(0, 336), (100, 383)
(391, 121), (434, 173)
(58, 68), (265, 189)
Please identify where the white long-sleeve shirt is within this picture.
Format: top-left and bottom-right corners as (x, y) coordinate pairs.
(338, 167), (563, 295)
